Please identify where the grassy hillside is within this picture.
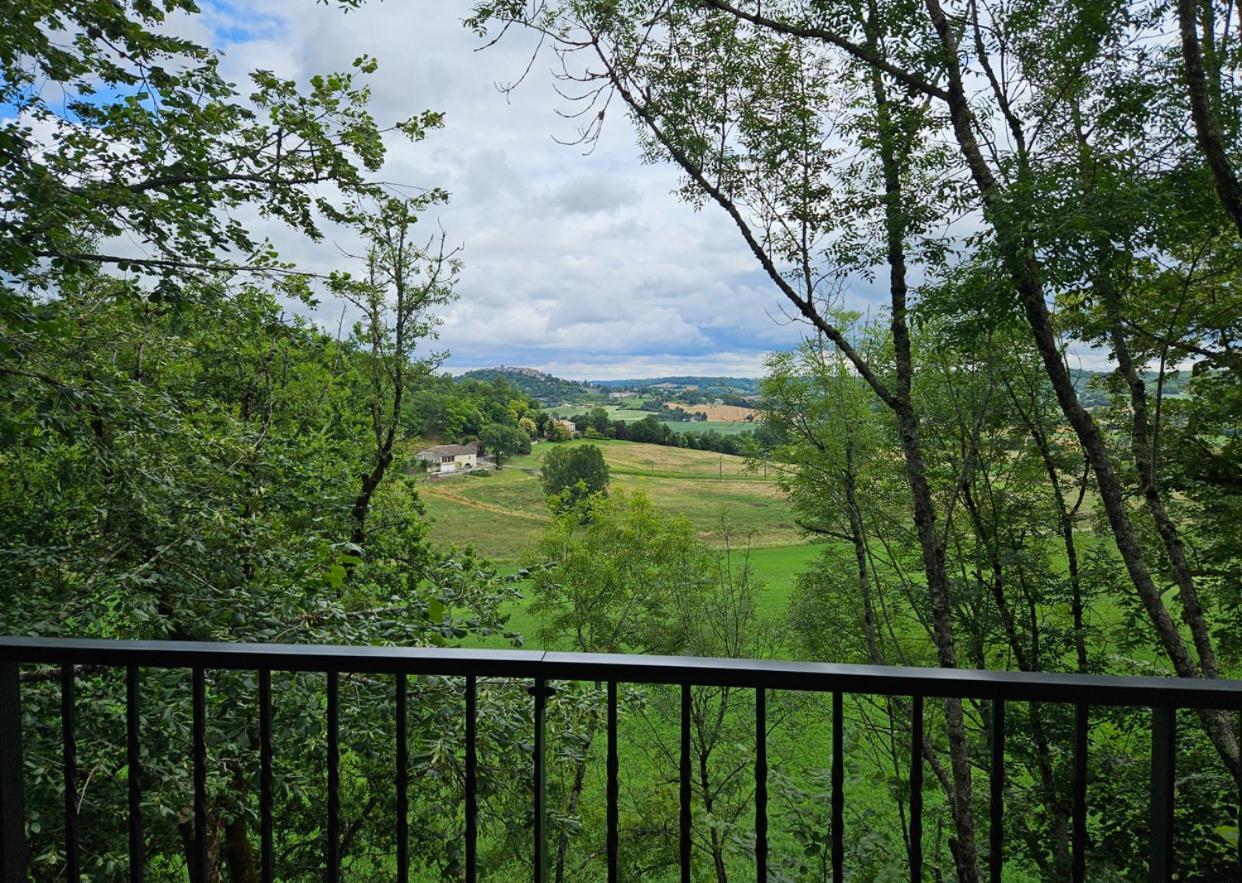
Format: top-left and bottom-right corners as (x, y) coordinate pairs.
(417, 439), (807, 561)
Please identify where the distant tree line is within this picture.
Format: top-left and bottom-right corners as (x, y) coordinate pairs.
(402, 375), (538, 440)
(559, 407), (782, 455)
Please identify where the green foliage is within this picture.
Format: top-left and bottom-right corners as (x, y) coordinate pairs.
(404, 375), (538, 440)
(539, 443), (611, 508)
(0, 3), (516, 877)
(588, 406), (613, 436)
(478, 422), (530, 466)
(0, 2), (438, 298)
(459, 366), (602, 404)
(527, 494), (781, 877)
(1, 279), (526, 876)
(530, 491), (709, 652)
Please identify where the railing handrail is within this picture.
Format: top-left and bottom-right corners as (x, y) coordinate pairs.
(2, 635), (1241, 708)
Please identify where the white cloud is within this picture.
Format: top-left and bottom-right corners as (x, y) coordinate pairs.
(178, 0), (818, 377)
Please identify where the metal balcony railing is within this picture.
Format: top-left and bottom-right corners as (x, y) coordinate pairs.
(0, 636), (1240, 882)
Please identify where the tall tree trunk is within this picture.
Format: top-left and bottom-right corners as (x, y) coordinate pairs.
(921, 0), (1242, 788)
(222, 813), (259, 883)
(350, 451), (393, 547)
(554, 708), (599, 883)
(1100, 275), (1220, 678)
(697, 745), (729, 883)
(1177, 0), (1242, 238)
(842, 446), (880, 661)
(865, 20), (982, 876)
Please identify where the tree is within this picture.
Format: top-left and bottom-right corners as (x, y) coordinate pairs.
(0, 4), (518, 877)
(529, 495), (780, 880)
(545, 419), (573, 442)
(480, 422), (531, 467)
(629, 415), (672, 445)
(1, 4), (439, 296)
(588, 406), (613, 436)
(0, 280), (521, 878)
(468, 2), (1242, 872)
(540, 444), (610, 507)
(334, 197), (458, 548)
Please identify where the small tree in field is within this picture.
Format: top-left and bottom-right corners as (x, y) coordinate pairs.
(479, 423), (530, 467)
(589, 406), (613, 436)
(540, 444), (609, 508)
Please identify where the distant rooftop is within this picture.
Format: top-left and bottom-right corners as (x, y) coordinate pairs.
(417, 443), (478, 457)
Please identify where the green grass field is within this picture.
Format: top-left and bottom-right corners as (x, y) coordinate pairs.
(417, 439), (821, 649)
(419, 440), (805, 557)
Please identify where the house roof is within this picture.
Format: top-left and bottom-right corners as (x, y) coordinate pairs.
(417, 443), (478, 457)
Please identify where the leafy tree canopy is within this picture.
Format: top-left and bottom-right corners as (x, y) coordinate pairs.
(540, 443), (610, 508)
(479, 422), (531, 466)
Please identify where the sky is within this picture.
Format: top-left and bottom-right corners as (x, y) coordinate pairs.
(8, 2), (1109, 380)
(178, 0), (869, 381)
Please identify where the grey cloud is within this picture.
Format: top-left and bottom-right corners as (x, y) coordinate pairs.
(551, 173), (639, 215)
(189, 0), (818, 376)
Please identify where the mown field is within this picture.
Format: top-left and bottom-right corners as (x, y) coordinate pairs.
(413, 439), (822, 645)
(418, 439), (807, 559)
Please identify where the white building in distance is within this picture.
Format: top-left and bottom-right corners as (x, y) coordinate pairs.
(415, 443), (479, 475)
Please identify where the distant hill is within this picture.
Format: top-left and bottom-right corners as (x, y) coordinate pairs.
(460, 367), (605, 404)
(459, 368), (767, 405)
(461, 365), (1181, 411)
(593, 376), (761, 397)
(1068, 366), (1189, 409)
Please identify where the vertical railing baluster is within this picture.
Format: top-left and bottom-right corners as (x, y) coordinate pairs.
(396, 673), (408, 883)
(1073, 702), (1087, 883)
(680, 683), (692, 883)
(607, 681), (618, 883)
(910, 696), (923, 883)
(0, 663), (25, 883)
(531, 678), (553, 883)
(1149, 706), (1175, 883)
(61, 663), (79, 882)
(259, 670), (273, 883)
(756, 687), (767, 883)
(466, 675), (477, 883)
(127, 665), (142, 883)
(989, 699), (1004, 883)
(327, 671), (340, 883)
(192, 668), (207, 883)
(832, 692), (843, 883)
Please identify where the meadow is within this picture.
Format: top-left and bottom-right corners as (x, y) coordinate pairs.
(412, 440), (918, 881)
(415, 439), (823, 644)
(420, 439), (808, 549)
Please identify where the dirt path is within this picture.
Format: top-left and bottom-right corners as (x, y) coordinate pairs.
(421, 484), (550, 522)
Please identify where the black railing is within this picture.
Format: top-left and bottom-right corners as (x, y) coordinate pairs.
(0, 636), (1240, 882)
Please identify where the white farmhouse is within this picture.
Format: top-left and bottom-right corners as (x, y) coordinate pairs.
(415, 443), (479, 475)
